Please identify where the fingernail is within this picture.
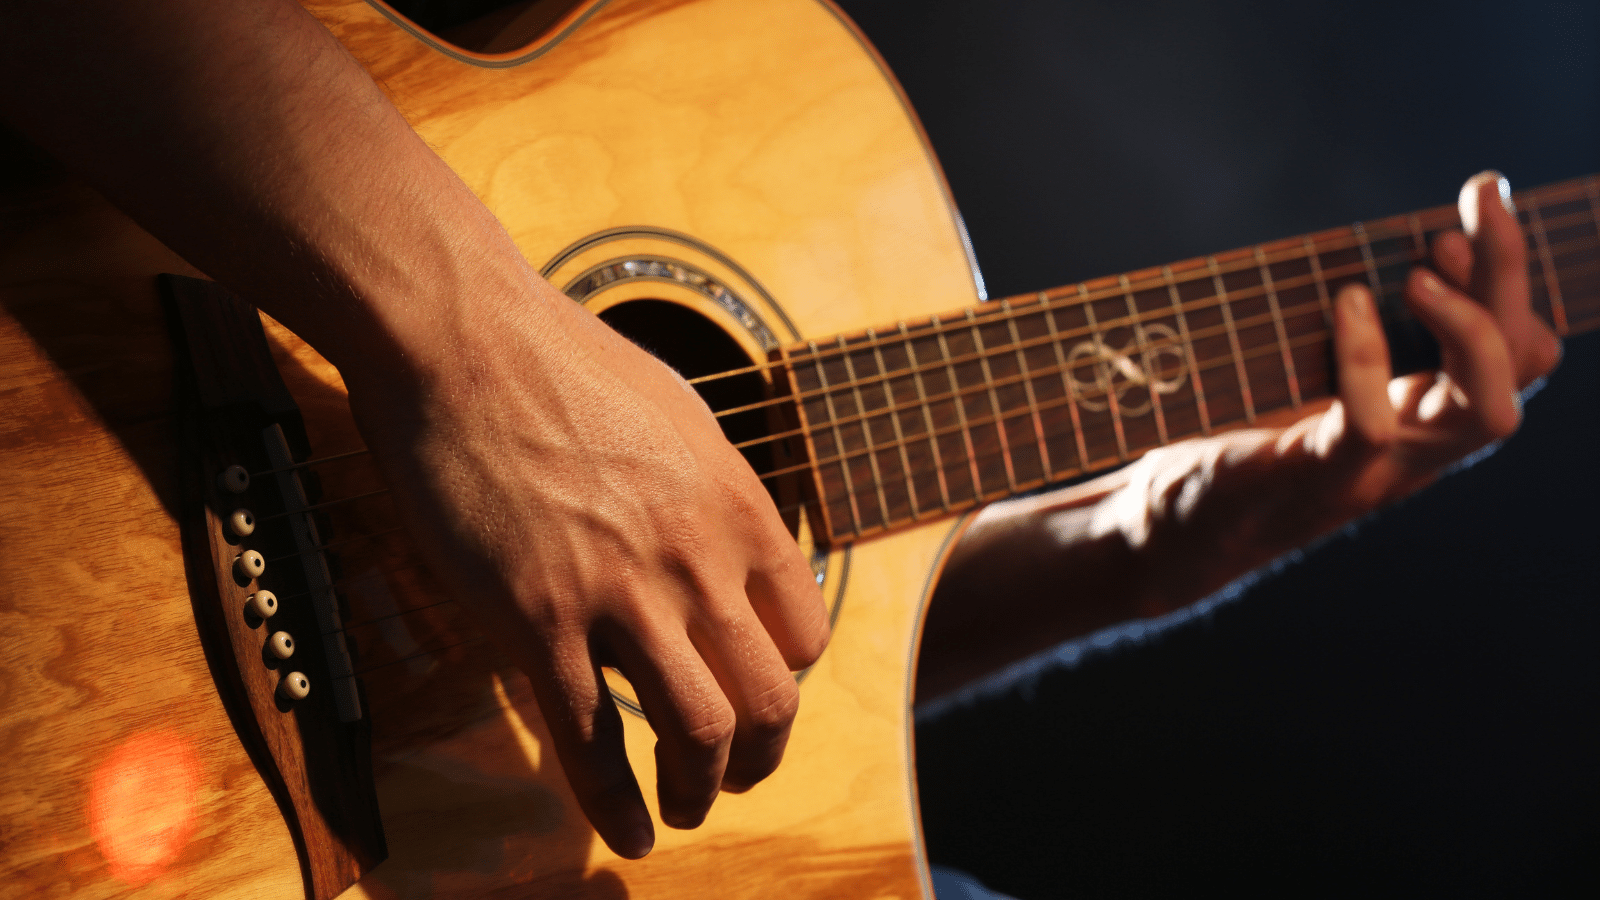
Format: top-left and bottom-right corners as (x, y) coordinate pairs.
(1339, 284), (1371, 317)
(1489, 171), (1515, 216)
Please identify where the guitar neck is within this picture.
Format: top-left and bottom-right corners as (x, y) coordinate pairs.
(783, 175), (1600, 546)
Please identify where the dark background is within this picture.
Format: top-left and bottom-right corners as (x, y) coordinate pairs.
(830, 0), (1600, 897)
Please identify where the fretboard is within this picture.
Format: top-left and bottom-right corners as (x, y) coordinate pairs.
(782, 175), (1600, 546)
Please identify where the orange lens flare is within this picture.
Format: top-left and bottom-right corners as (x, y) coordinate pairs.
(88, 731), (202, 885)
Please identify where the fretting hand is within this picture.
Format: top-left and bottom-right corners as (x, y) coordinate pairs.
(919, 171), (1562, 702)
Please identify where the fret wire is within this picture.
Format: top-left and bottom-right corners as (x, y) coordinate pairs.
(1406, 212), (1429, 262)
(738, 190), (1590, 465)
(1404, 213), (1433, 314)
(934, 318), (987, 500)
(966, 308), (1020, 493)
(1545, 222), (1600, 256)
(868, 327), (922, 520)
(807, 340), (866, 536)
(766, 323), (1347, 487)
(776, 344), (834, 541)
(1120, 274), (1170, 445)
(1041, 294), (1092, 475)
(836, 334), (894, 528)
(1206, 255), (1257, 424)
(712, 239), (1450, 426)
(1002, 297), (1055, 479)
(901, 320), (954, 513)
(1352, 221), (1386, 302)
(782, 323), (1358, 533)
(684, 178), (1587, 396)
(1526, 197), (1571, 335)
(746, 291), (1359, 456)
(1254, 245), (1302, 408)
(1302, 233), (1335, 333)
(766, 185), (1595, 489)
(1080, 286), (1130, 461)
(1162, 265), (1211, 436)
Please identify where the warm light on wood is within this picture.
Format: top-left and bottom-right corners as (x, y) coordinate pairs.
(89, 732), (203, 886)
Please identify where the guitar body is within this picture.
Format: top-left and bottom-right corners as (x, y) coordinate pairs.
(0, 1), (981, 897)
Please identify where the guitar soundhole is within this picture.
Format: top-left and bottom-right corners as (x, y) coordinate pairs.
(597, 299), (832, 715)
(598, 299), (778, 508)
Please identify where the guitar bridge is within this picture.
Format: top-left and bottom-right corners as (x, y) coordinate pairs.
(165, 275), (385, 900)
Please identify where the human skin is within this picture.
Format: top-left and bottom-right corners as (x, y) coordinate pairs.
(916, 174), (1561, 703)
(0, 0), (1558, 857)
(0, 0), (828, 859)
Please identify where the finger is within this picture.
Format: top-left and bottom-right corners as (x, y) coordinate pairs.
(520, 634), (655, 859)
(602, 621), (736, 830)
(1430, 229), (1474, 293)
(684, 600), (803, 793)
(1460, 171), (1526, 324)
(1332, 283), (1397, 451)
(1405, 268), (1520, 439)
(744, 536), (830, 672)
(1459, 171), (1562, 385)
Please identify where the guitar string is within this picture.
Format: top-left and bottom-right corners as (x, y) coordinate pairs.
(266, 524), (406, 564)
(239, 253), (1598, 527)
(729, 292), (1354, 451)
(352, 636), (486, 677)
(679, 191), (1593, 389)
(252, 283), (1576, 629)
(253, 188), (1600, 672)
(242, 208), (1596, 484)
(241, 314), (1328, 584)
(701, 223), (1595, 421)
(736, 242), (1598, 459)
(265, 559), (431, 608)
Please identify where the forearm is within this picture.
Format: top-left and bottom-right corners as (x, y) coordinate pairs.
(0, 0), (555, 383)
(917, 422), (1346, 703)
(920, 185), (1559, 705)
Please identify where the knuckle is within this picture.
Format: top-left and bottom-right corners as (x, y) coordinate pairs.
(743, 677), (800, 737)
(681, 704), (736, 755)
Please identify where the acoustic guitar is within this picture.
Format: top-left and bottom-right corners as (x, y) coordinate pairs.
(1, 2), (1595, 899)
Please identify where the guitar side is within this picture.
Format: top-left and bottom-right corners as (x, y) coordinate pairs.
(0, 1), (978, 897)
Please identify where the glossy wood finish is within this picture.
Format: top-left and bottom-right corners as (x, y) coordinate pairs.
(0, 1), (978, 897)
(785, 178), (1600, 545)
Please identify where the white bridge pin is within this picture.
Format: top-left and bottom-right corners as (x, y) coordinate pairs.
(234, 550), (265, 581)
(218, 465), (250, 494)
(268, 631), (295, 660)
(278, 672), (311, 702)
(246, 590), (278, 619)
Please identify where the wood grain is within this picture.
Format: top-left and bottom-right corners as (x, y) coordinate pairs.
(0, 1), (979, 897)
